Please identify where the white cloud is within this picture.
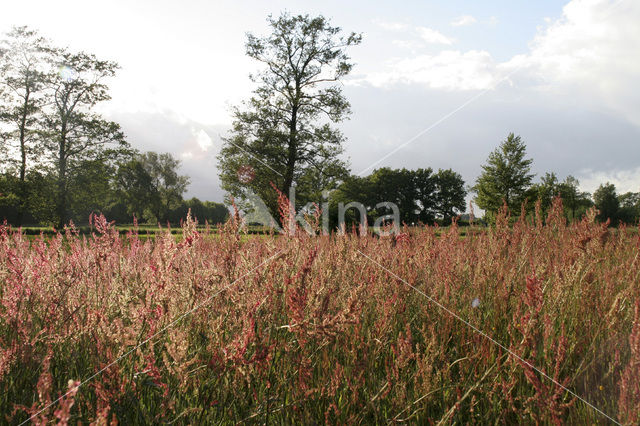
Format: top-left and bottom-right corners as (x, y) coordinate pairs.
(416, 26), (454, 45)
(373, 19), (409, 31)
(451, 15), (477, 27)
(391, 39), (423, 51)
(359, 0), (640, 127)
(194, 128), (213, 151)
(359, 50), (498, 90)
(579, 167), (640, 194)
(508, 0), (640, 126)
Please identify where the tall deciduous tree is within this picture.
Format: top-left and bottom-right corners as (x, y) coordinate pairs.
(45, 50), (128, 228)
(0, 27), (52, 224)
(218, 13), (361, 218)
(473, 133), (534, 219)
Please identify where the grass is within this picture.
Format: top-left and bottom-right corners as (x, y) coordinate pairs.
(1, 200), (639, 424)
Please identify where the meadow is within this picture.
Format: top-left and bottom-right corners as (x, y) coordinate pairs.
(1, 199), (639, 424)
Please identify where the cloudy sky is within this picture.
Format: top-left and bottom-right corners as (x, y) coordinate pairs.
(2, 0), (639, 203)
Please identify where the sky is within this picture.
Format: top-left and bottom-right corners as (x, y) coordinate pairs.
(2, 0), (639, 204)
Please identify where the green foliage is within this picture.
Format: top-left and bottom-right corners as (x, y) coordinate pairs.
(590, 184), (639, 226)
(473, 133), (534, 220)
(0, 27), (52, 224)
(114, 158), (157, 220)
(138, 152), (190, 223)
(0, 26), (131, 227)
(593, 182), (619, 224)
(618, 191), (640, 224)
(531, 173), (593, 221)
(433, 168), (467, 224)
(368, 167), (426, 224)
(0, 170), (56, 225)
(166, 197), (229, 225)
(556, 175), (593, 221)
(112, 152), (192, 224)
(330, 167), (466, 227)
(67, 159), (117, 224)
(45, 50), (129, 227)
(531, 172), (559, 215)
(218, 13), (360, 219)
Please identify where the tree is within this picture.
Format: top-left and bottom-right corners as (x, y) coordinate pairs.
(531, 172), (559, 216)
(167, 198), (229, 225)
(114, 158), (157, 221)
(556, 175), (592, 221)
(218, 13), (361, 219)
(45, 50), (128, 228)
(618, 192), (640, 224)
(67, 158), (117, 223)
(0, 27), (52, 224)
(330, 167), (466, 228)
(433, 168), (466, 223)
(0, 169), (56, 225)
(329, 174), (372, 227)
(139, 152), (190, 223)
(473, 133), (534, 219)
(593, 182), (619, 224)
(369, 168), (422, 224)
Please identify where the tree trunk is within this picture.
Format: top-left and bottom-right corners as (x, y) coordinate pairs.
(16, 86), (31, 226)
(56, 128), (68, 229)
(282, 103), (298, 197)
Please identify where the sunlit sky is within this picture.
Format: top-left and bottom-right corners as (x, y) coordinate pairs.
(2, 0), (639, 202)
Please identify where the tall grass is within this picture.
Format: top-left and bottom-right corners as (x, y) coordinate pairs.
(1, 198), (639, 424)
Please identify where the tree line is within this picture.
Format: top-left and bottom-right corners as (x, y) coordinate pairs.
(330, 168), (466, 227)
(0, 27), (227, 227)
(2, 18), (637, 229)
(473, 133), (640, 225)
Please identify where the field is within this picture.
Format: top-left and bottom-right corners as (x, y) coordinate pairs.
(16, 224), (270, 239)
(1, 200), (639, 424)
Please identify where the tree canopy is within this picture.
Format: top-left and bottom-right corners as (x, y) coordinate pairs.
(218, 13), (361, 219)
(331, 167), (467, 227)
(593, 182), (619, 224)
(46, 51), (129, 227)
(0, 27), (52, 224)
(473, 133), (534, 219)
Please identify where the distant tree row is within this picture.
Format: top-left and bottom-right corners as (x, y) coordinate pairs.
(473, 133), (639, 225)
(0, 150), (227, 226)
(0, 27), (226, 227)
(331, 167), (466, 226)
(592, 183), (640, 225)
